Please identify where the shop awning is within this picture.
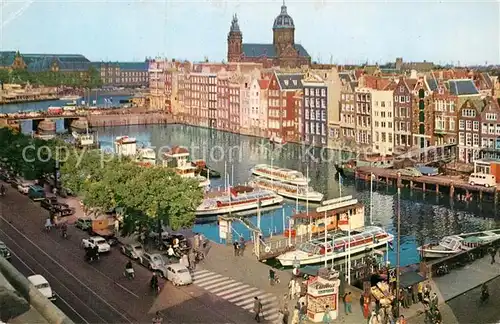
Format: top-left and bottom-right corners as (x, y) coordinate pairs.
(399, 271), (425, 288)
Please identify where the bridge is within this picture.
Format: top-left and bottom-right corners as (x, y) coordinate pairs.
(395, 143), (457, 165)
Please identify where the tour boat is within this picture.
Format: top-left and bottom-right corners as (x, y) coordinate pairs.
(63, 101), (78, 111)
(276, 226), (394, 266)
(417, 229), (500, 259)
(250, 164), (309, 186)
(72, 131), (96, 147)
(136, 147), (157, 166)
(47, 106), (63, 115)
(335, 156), (393, 178)
(270, 136), (286, 145)
(59, 95), (81, 101)
(249, 177), (323, 202)
(163, 146), (210, 188)
(196, 186), (284, 216)
(114, 136), (137, 156)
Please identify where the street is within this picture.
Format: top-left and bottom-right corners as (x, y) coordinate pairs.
(0, 185), (258, 324)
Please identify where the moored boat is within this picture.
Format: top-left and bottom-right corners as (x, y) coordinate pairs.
(163, 146), (210, 188)
(276, 226), (393, 266)
(196, 186), (283, 216)
(417, 228), (500, 259)
(270, 136), (286, 145)
(63, 100), (78, 111)
(72, 131), (97, 148)
(59, 95), (81, 101)
(191, 160), (221, 178)
(251, 164), (308, 186)
(249, 177), (323, 202)
(114, 136), (137, 156)
(335, 155), (393, 178)
(136, 147), (156, 166)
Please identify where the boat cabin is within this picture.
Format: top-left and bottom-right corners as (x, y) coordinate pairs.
(163, 146), (190, 168)
(344, 154), (393, 169)
(136, 148), (156, 166)
(114, 136), (137, 156)
(292, 198), (364, 236)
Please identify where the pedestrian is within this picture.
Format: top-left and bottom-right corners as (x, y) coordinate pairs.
(322, 305), (332, 323)
(152, 311), (163, 324)
(344, 292), (352, 315)
(282, 305), (289, 324)
(360, 293), (364, 313)
(253, 296), (262, 322)
(369, 311), (379, 324)
(239, 236), (246, 256)
(299, 302), (307, 323)
(233, 241), (239, 256)
(295, 280), (302, 299)
(288, 279), (296, 299)
(188, 250), (196, 270)
(397, 314), (407, 324)
(417, 282), (423, 303)
(412, 285), (418, 304)
(298, 294), (307, 309)
(430, 293), (438, 310)
(291, 306), (300, 324)
(489, 246), (496, 264)
(193, 233), (199, 251)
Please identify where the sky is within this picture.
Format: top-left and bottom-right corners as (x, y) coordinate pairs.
(0, 0), (499, 65)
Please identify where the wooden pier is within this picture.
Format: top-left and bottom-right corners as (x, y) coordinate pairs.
(355, 166), (498, 202)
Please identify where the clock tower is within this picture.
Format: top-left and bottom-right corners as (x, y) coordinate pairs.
(272, 1), (295, 56)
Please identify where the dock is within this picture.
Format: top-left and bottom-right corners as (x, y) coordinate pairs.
(355, 166), (498, 202)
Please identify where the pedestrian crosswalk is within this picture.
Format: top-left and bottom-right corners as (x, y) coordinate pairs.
(192, 269), (280, 322)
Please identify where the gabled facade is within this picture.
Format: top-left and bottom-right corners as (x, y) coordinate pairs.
(339, 81), (357, 147)
(412, 77), (433, 148)
(258, 79), (270, 136)
(354, 88), (372, 150)
(302, 72), (328, 146)
(458, 99), (482, 163)
(216, 68), (230, 132)
(370, 89), (394, 156)
(479, 97), (500, 154)
(431, 80), (458, 147)
(393, 78), (416, 153)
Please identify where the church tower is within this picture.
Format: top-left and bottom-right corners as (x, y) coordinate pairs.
(227, 14), (243, 62)
(272, 1), (295, 56)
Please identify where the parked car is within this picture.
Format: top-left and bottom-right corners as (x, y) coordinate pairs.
(75, 219), (92, 231)
(50, 204), (76, 217)
(415, 165), (439, 176)
(141, 252), (169, 277)
(82, 236), (111, 253)
(17, 181), (34, 194)
(397, 167), (422, 177)
(165, 263), (192, 286)
(469, 173), (496, 187)
(0, 241), (12, 261)
(27, 275), (56, 301)
(40, 196), (59, 210)
(121, 243), (144, 261)
(28, 185), (46, 201)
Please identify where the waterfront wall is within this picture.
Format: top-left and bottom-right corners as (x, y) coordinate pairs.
(0, 257), (74, 324)
(88, 112), (174, 127)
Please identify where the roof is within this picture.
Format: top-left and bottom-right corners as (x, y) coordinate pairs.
(362, 75), (393, 90)
(258, 79), (270, 89)
(276, 73), (303, 90)
(339, 72), (355, 84)
(447, 79), (479, 96)
(27, 275), (48, 285)
(169, 146), (189, 154)
(293, 202), (364, 219)
(93, 62), (148, 71)
(426, 76), (438, 92)
(273, 4), (294, 29)
(169, 263), (188, 270)
(242, 43), (310, 58)
(398, 271), (425, 288)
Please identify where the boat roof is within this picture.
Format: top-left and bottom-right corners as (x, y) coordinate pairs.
(28, 275), (49, 285)
(254, 164), (304, 176)
(115, 136), (136, 144)
(293, 202), (364, 219)
(301, 226), (389, 246)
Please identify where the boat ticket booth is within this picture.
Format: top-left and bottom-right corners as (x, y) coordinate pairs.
(306, 272), (341, 322)
(474, 158), (500, 182)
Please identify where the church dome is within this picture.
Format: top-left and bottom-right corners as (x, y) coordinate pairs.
(273, 3), (294, 29)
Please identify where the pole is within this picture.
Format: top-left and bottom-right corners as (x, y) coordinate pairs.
(324, 210), (328, 267)
(396, 187), (401, 317)
(331, 233), (335, 269)
(288, 214), (292, 247)
(257, 199), (261, 230)
(307, 165), (310, 240)
(385, 240), (389, 265)
(282, 206), (286, 233)
(224, 162), (227, 189)
(347, 211), (351, 285)
(231, 164), (234, 186)
(339, 173), (342, 198)
(370, 173), (373, 225)
(296, 184), (299, 213)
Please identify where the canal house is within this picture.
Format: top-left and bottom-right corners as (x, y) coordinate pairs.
(292, 196), (364, 236)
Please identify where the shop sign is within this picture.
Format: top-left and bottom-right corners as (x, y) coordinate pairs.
(318, 288), (335, 295)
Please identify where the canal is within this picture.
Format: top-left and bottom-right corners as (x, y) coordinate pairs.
(95, 124), (500, 267)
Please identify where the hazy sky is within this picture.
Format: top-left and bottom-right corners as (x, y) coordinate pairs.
(1, 0), (499, 65)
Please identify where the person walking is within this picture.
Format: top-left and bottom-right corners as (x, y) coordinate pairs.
(233, 241), (239, 257)
(322, 305), (332, 323)
(288, 279), (296, 299)
(489, 246), (496, 264)
(344, 292), (353, 315)
(253, 297), (262, 322)
(359, 293), (364, 313)
(430, 293), (438, 310)
(417, 282), (423, 303)
(291, 306), (300, 324)
(295, 280), (302, 299)
(239, 237), (246, 256)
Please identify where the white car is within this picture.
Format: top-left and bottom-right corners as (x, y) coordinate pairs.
(82, 236), (111, 253)
(28, 275), (56, 301)
(17, 182), (33, 194)
(166, 263), (193, 286)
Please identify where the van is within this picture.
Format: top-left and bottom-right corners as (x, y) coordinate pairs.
(468, 173), (496, 187)
(28, 185), (46, 201)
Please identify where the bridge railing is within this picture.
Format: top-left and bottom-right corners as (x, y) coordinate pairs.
(257, 232), (310, 258)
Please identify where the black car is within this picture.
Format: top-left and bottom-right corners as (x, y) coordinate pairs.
(0, 241), (12, 261)
(40, 196), (59, 210)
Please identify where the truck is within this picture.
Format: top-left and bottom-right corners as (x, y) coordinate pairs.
(90, 218), (119, 246)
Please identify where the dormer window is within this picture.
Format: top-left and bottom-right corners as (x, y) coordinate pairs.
(284, 80), (289, 86)
(293, 80), (297, 86)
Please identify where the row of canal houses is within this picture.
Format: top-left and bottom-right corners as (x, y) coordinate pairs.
(148, 59), (500, 163)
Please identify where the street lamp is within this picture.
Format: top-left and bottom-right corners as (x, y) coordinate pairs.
(395, 178), (401, 317)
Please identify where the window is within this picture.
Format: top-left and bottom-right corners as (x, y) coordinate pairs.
(321, 110), (326, 121)
(305, 109), (309, 120)
(375, 121), (379, 127)
(466, 120), (472, 130)
(459, 132), (465, 145)
(316, 89), (320, 96)
(381, 101), (386, 108)
(311, 110), (315, 120)
(305, 98), (309, 108)
(449, 101), (455, 113)
(486, 113), (497, 121)
(473, 121), (479, 131)
(321, 89), (326, 97)
(388, 122), (393, 128)
(462, 109), (476, 117)
(395, 96), (399, 103)
(458, 120), (465, 130)
(400, 96), (405, 103)
(381, 112), (386, 118)
(449, 119), (455, 131)
(419, 111), (425, 123)
(405, 96), (410, 103)
(473, 134), (479, 146)
(388, 112), (392, 118)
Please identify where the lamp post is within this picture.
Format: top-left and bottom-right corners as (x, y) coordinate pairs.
(395, 182), (401, 317)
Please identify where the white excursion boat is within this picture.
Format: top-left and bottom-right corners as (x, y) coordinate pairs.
(63, 100), (78, 111)
(276, 226), (393, 266)
(417, 228), (500, 259)
(114, 136), (137, 156)
(250, 164), (309, 186)
(163, 146), (210, 188)
(60, 95), (81, 101)
(249, 177), (323, 202)
(72, 131), (96, 147)
(136, 147), (157, 166)
(196, 185), (283, 216)
(270, 136), (286, 145)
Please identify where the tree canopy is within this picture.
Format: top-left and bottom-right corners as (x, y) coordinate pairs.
(0, 67), (102, 88)
(60, 149), (203, 233)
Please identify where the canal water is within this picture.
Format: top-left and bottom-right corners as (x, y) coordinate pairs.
(1, 95), (132, 134)
(94, 124), (500, 267)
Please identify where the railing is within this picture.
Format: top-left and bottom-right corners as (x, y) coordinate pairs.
(257, 232), (311, 259)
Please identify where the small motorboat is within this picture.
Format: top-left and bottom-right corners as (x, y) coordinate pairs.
(270, 136), (286, 145)
(192, 160), (221, 178)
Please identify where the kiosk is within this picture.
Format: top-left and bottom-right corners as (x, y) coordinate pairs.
(306, 271), (341, 322)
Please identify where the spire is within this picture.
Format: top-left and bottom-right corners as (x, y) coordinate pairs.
(230, 13), (240, 33)
(281, 0), (287, 14)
